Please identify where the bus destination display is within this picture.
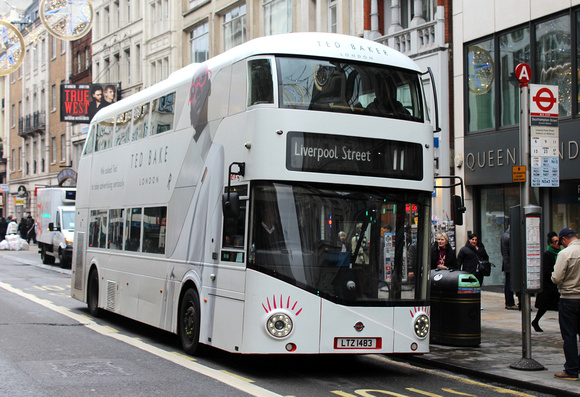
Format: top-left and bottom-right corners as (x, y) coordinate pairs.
(286, 131), (423, 180)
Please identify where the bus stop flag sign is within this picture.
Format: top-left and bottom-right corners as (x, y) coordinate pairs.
(515, 63), (531, 86)
(529, 84), (559, 187)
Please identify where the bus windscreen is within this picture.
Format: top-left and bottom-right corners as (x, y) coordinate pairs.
(249, 182), (429, 306)
(277, 57), (424, 122)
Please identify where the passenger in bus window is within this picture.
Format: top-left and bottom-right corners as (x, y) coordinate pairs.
(352, 223), (369, 265)
(365, 78), (409, 119)
(256, 207), (283, 248)
(339, 231), (352, 253)
(253, 205), (289, 272)
(336, 231), (352, 268)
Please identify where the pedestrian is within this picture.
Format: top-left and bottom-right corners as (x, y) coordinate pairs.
(501, 225), (520, 310)
(458, 232), (489, 286)
(0, 216), (7, 241)
(430, 232), (457, 270)
(551, 227), (580, 380)
(6, 217), (18, 235)
(18, 217), (27, 240)
(532, 231), (560, 332)
(26, 216), (37, 244)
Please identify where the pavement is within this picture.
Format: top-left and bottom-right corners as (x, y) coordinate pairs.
(1, 246), (578, 396)
(407, 288), (580, 396)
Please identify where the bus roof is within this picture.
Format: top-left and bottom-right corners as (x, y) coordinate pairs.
(91, 32), (422, 123)
(206, 32), (422, 73)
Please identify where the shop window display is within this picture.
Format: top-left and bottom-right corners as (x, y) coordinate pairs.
(479, 186), (519, 286)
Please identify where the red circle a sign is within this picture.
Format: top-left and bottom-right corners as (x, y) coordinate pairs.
(515, 63), (531, 84)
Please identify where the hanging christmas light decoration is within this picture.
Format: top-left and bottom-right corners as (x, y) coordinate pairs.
(0, 20), (25, 76)
(40, 0), (94, 40)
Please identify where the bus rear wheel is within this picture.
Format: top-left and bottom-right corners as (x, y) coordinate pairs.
(179, 288), (201, 355)
(87, 269), (102, 317)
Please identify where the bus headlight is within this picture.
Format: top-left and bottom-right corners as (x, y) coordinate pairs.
(414, 314), (429, 339)
(266, 313), (293, 338)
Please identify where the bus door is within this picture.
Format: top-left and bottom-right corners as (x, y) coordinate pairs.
(210, 184), (248, 350)
(220, 184), (248, 265)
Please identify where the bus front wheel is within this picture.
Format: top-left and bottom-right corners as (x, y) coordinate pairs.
(87, 269), (102, 317)
(179, 288), (201, 355)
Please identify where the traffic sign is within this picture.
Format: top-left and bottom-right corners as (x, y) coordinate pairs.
(530, 85), (558, 116)
(513, 166), (526, 183)
(515, 63), (531, 85)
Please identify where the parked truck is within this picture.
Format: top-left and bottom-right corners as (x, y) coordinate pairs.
(36, 187), (76, 266)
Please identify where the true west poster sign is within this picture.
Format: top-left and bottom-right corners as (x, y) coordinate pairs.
(60, 83), (120, 123)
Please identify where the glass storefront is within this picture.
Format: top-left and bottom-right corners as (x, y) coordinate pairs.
(499, 27), (530, 126)
(478, 186), (520, 286)
(551, 180), (580, 233)
(478, 182), (580, 287)
(467, 39), (495, 131)
(467, 12), (575, 132)
(465, 9), (580, 287)
(535, 15), (571, 117)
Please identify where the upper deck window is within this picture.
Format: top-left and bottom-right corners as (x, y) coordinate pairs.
(151, 92), (175, 135)
(277, 57), (424, 122)
(115, 111), (132, 146)
(96, 117), (115, 152)
(248, 59), (274, 105)
(84, 124), (95, 155)
(133, 103), (150, 140)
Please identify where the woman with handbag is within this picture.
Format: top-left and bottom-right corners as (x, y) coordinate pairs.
(458, 232), (489, 286)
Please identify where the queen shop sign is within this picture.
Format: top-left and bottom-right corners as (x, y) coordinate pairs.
(464, 127), (578, 186)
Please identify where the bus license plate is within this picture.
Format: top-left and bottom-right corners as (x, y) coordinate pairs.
(334, 337), (381, 349)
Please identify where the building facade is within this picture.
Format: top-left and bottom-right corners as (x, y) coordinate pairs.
(3, 0), (452, 239)
(7, 1), (73, 220)
(88, 0), (452, 225)
(377, 0), (453, 243)
(454, 1), (580, 285)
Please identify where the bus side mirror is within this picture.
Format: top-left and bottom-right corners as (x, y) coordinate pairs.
(222, 192), (240, 219)
(452, 195), (466, 226)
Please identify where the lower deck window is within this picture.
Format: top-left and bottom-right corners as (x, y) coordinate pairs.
(88, 206), (166, 254)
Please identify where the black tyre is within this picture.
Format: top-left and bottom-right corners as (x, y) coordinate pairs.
(87, 269), (102, 317)
(179, 288), (201, 355)
(41, 246), (55, 265)
(58, 249), (70, 268)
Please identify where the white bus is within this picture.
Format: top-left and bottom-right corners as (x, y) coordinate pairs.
(71, 32), (435, 355)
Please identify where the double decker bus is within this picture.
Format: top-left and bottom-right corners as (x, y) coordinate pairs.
(71, 32), (435, 355)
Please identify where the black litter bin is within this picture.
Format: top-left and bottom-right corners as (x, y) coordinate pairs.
(430, 269), (481, 347)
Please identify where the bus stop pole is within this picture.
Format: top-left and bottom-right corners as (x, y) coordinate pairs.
(510, 82), (544, 371)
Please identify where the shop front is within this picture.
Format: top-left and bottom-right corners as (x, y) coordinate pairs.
(464, 125), (580, 287)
